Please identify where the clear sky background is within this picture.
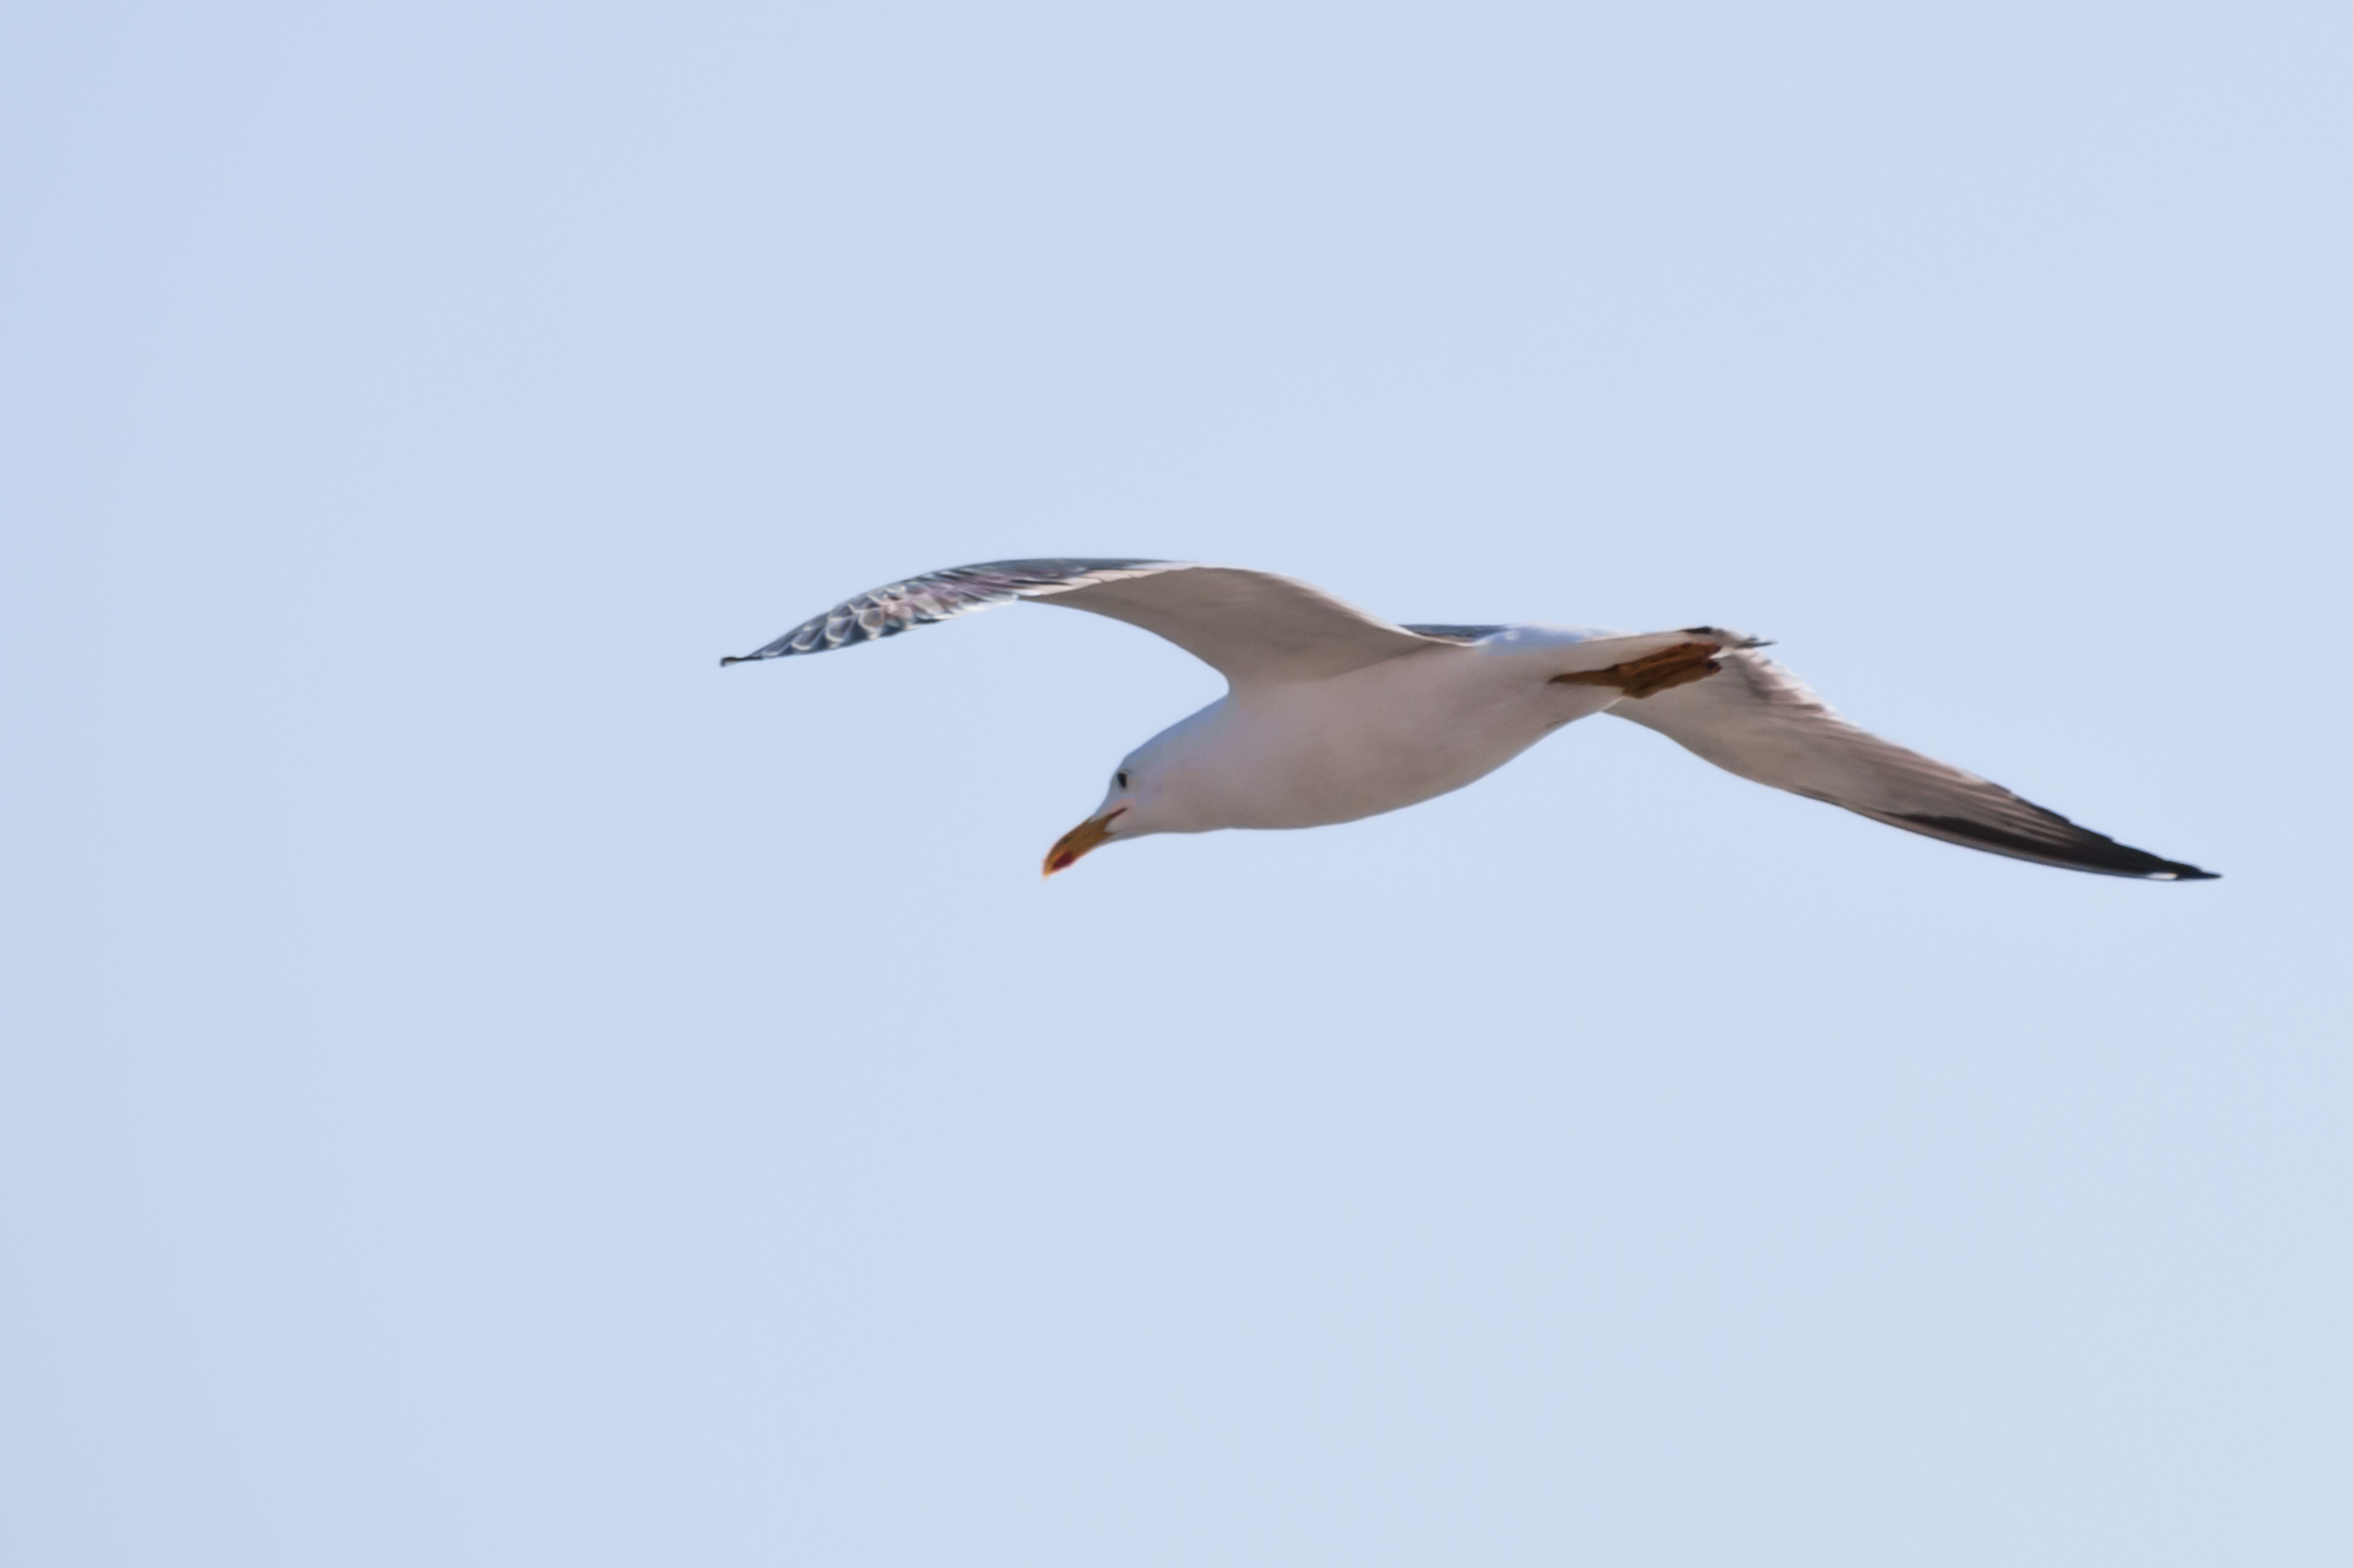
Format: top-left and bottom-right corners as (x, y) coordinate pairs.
(4, 2), (2347, 1563)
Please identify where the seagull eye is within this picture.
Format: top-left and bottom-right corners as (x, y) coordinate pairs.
(1115, 770), (1131, 789)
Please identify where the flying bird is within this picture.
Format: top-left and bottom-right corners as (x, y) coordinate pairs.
(724, 559), (2216, 881)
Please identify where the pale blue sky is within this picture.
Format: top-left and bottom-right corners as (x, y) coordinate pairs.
(4, 2), (2347, 1563)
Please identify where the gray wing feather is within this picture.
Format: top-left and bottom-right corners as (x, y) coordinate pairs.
(721, 558), (1179, 663)
(1613, 649), (2217, 880)
(1400, 624), (1509, 643)
(726, 559), (1446, 683)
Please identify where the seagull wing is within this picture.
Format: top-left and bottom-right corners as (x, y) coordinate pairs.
(1609, 647), (2218, 880)
(723, 558), (1444, 683)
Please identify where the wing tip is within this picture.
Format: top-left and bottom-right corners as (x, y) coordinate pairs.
(1879, 811), (2220, 882)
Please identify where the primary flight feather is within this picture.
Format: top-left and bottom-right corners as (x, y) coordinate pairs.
(724, 558), (2216, 881)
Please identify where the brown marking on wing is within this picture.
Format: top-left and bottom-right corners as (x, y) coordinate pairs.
(1548, 641), (1724, 699)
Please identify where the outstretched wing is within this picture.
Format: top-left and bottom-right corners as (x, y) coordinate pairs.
(1611, 648), (2217, 880)
(724, 558), (1447, 684)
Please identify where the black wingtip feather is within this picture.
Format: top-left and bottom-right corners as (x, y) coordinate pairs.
(1888, 811), (2218, 882)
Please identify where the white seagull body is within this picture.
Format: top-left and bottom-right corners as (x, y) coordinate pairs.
(725, 559), (2216, 881)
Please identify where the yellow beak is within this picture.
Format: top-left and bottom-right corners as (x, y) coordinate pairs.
(1043, 807), (1127, 876)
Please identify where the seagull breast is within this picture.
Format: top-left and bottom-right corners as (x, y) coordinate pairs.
(1146, 635), (1644, 832)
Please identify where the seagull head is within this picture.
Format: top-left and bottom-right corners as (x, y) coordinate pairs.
(1043, 705), (1228, 875)
(1043, 715), (1213, 875)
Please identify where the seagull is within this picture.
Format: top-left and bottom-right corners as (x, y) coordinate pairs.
(724, 559), (2217, 881)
